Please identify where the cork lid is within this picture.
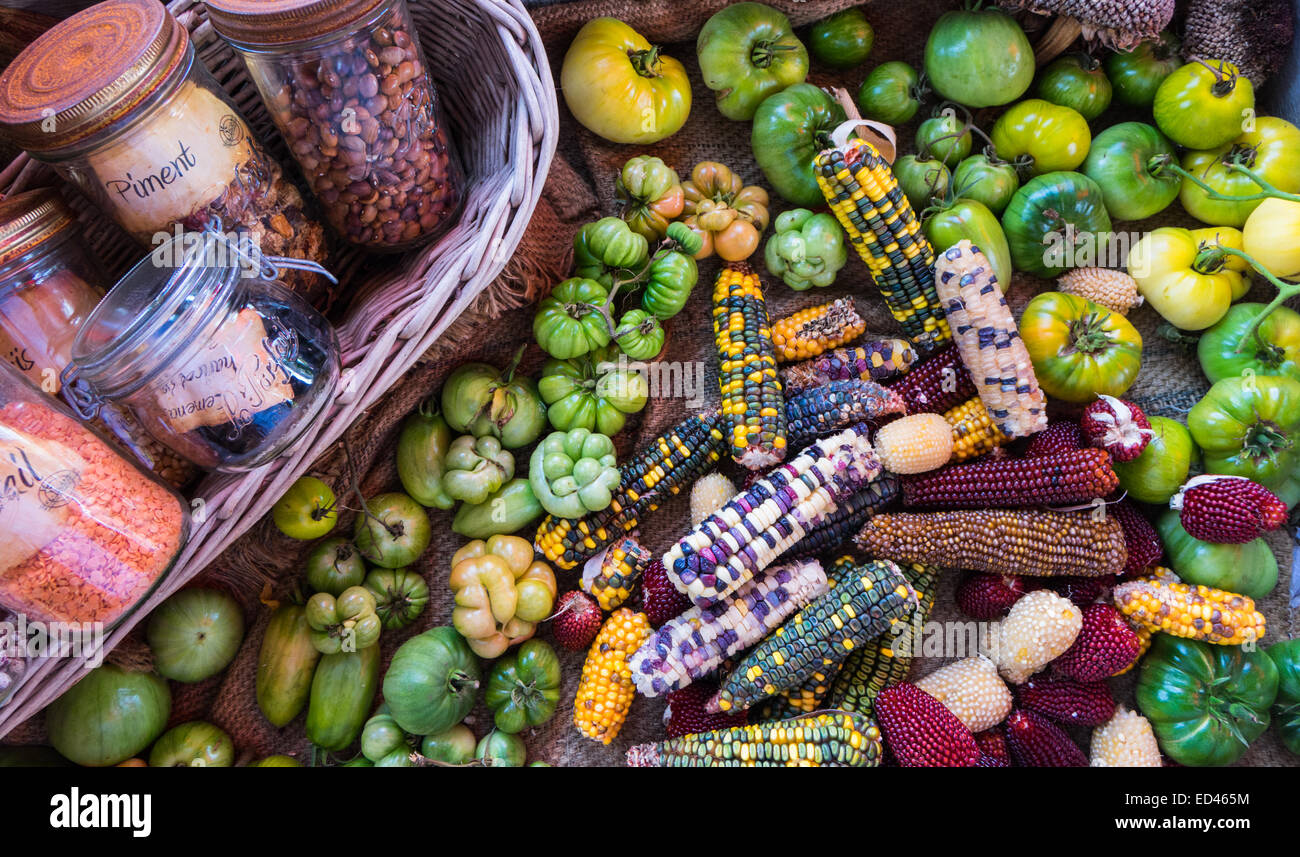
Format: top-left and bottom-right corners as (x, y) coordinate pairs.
(204, 0), (390, 47)
(0, 188), (77, 268)
(0, 0), (189, 152)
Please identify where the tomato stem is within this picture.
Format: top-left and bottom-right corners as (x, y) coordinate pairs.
(1210, 244), (1300, 348)
(750, 40), (798, 69)
(1188, 56), (1239, 96)
(1159, 159), (1300, 205)
(626, 46), (662, 79)
(1067, 312), (1117, 355)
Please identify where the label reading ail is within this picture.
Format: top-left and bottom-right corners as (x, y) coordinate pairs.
(150, 308), (297, 435)
(0, 420), (87, 572)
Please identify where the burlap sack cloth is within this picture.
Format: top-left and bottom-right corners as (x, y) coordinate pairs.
(9, 0), (1297, 767)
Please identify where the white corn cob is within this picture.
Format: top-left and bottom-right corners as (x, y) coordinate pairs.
(1090, 706), (1162, 767)
(629, 558), (829, 697)
(934, 240), (1047, 438)
(996, 590), (1082, 685)
(915, 655), (1013, 732)
(689, 473), (737, 526)
(664, 426), (881, 607)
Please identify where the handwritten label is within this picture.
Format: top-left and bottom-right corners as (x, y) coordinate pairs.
(0, 420), (86, 572)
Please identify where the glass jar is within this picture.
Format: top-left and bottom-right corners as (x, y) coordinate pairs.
(0, 187), (200, 489)
(66, 231), (340, 472)
(0, 0), (332, 307)
(0, 609), (24, 708)
(0, 362), (188, 629)
(205, 0), (465, 251)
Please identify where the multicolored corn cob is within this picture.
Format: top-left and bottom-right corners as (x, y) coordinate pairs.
(780, 340), (917, 393)
(816, 138), (950, 355)
(536, 412), (724, 570)
(855, 509), (1128, 578)
(886, 344), (975, 414)
(573, 608), (652, 745)
(580, 536), (652, 611)
(1171, 474), (1288, 544)
(900, 448), (1120, 509)
(629, 558), (830, 697)
(827, 563), (940, 715)
(874, 413), (954, 474)
(784, 379), (906, 449)
(626, 710), (884, 767)
(665, 426), (882, 607)
(944, 396), (1010, 462)
(689, 472), (736, 526)
(1113, 571), (1266, 645)
(709, 559), (918, 713)
(934, 241), (1047, 439)
(713, 262), (788, 470)
(773, 474), (900, 565)
(770, 298), (867, 363)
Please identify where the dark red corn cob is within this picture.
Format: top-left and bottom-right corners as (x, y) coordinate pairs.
(974, 727), (1010, 765)
(875, 682), (980, 767)
(886, 344), (976, 415)
(1172, 475), (1288, 544)
(1053, 603), (1142, 681)
(1027, 575), (1114, 608)
(1024, 421), (1083, 457)
(1080, 395), (1153, 462)
(1014, 676), (1115, 728)
(901, 449), (1119, 510)
(640, 559), (691, 627)
(550, 591), (602, 651)
(1111, 499), (1162, 576)
(1004, 708), (1090, 767)
(956, 572), (1026, 619)
(663, 680), (747, 739)
(975, 753), (1009, 767)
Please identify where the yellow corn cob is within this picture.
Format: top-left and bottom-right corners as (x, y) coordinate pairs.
(573, 608), (652, 744)
(581, 536), (652, 611)
(1113, 570), (1266, 645)
(713, 262), (788, 470)
(815, 138), (950, 356)
(873, 413), (953, 474)
(770, 298), (867, 363)
(944, 396), (1011, 462)
(934, 240), (1047, 439)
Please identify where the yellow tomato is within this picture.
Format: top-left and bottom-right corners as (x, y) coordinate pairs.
(1244, 198), (1300, 279)
(1128, 226), (1248, 330)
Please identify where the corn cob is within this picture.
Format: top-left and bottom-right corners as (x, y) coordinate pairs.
(666, 426), (882, 607)
(915, 656), (1013, 732)
(785, 379), (906, 449)
(710, 559), (918, 713)
(780, 340), (917, 393)
(815, 138), (950, 355)
(996, 590), (1083, 685)
(580, 536), (652, 611)
(901, 449), (1120, 509)
(770, 298), (867, 363)
(536, 412), (724, 570)
(713, 262), (788, 470)
(689, 472), (736, 526)
(934, 240), (1047, 439)
(874, 413), (954, 474)
(773, 474), (900, 565)
(1090, 707), (1162, 767)
(629, 558), (829, 697)
(945, 396), (1010, 462)
(626, 710), (883, 767)
(828, 563), (940, 714)
(887, 344), (975, 414)
(855, 509), (1128, 578)
(573, 608), (652, 744)
(1113, 570), (1266, 645)
(1058, 267), (1142, 315)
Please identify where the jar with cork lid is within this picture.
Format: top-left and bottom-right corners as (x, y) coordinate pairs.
(0, 0), (332, 307)
(203, 0), (465, 251)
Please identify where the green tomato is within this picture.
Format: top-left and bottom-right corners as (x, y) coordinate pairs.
(991, 99), (1091, 175)
(1266, 639), (1300, 756)
(395, 400), (454, 510)
(353, 492), (431, 569)
(1019, 291), (1142, 403)
(697, 2), (809, 121)
(451, 478), (543, 539)
(751, 82), (846, 208)
(1179, 117), (1300, 228)
(1188, 374), (1300, 494)
(1082, 122), (1180, 222)
(442, 434), (514, 506)
(615, 155), (684, 242)
(855, 61), (922, 125)
(922, 198), (1012, 291)
(1105, 31), (1181, 108)
(1153, 60), (1255, 150)
(572, 217), (649, 287)
(763, 208), (847, 290)
(304, 537), (367, 596)
(894, 155), (950, 213)
(537, 346), (648, 436)
(924, 8), (1033, 108)
(1113, 416), (1195, 504)
(361, 706), (414, 764)
(363, 567), (429, 631)
(915, 113), (972, 167)
(475, 730), (527, 767)
(1198, 303), (1300, 385)
(1001, 171), (1112, 277)
(383, 627), (481, 736)
(271, 476), (337, 540)
(808, 7), (873, 69)
(530, 428), (621, 519)
(1035, 54), (1112, 121)
(46, 666), (170, 767)
(952, 153), (1019, 216)
(146, 588), (244, 683)
(640, 248), (698, 320)
(306, 586), (381, 654)
(533, 277), (613, 361)
(148, 722), (234, 768)
(1137, 635), (1278, 767)
(440, 357), (547, 450)
(421, 724), (478, 765)
(484, 639), (562, 733)
(1156, 510), (1278, 600)
(611, 309), (665, 361)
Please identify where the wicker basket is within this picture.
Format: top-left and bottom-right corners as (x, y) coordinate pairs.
(0, 0), (556, 734)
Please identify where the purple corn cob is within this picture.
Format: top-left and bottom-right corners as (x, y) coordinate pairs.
(785, 379), (907, 450)
(780, 340), (918, 393)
